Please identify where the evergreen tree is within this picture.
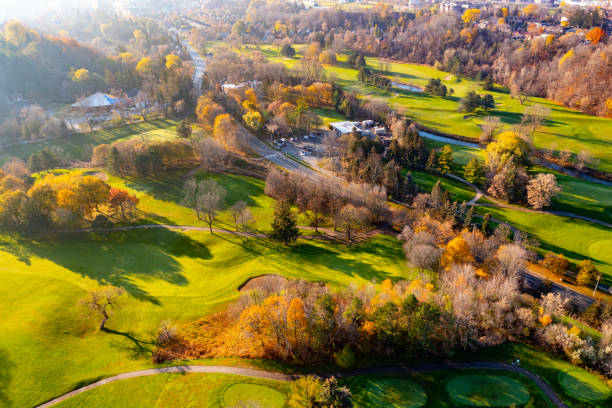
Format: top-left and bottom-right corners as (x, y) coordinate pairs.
(458, 91), (482, 113)
(481, 212), (491, 235)
(106, 147), (122, 176)
(176, 120), (192, 138)
(482, 94), (495, 110)
(271, 200), (300, 245)
(280, 44), (296, 57)
(463, 205), (474, 229)
(430, 180), (443, 207)
(437, 145), (453, 174)
(483, 75), (494, 91)
(463, 157), (481, 183)
(425, 149), (437, 171)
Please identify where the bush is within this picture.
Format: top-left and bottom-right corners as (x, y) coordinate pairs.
(334, 344), (356, 368)
(91, 214), (113, 229)
(280, 44), (296, 57)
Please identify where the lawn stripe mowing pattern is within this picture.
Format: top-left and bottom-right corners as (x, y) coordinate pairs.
(0, 119), (179, 165)
(38, 362), (569, 408)
(446, 374), (530, 406)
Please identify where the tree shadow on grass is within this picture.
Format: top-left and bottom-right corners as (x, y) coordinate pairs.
(124, 171), (264, 209)
(209, 230), (396, 283)
(0, 349), (13, 407)
(0, 227), (213, 305)
(103, 328), (155, 360)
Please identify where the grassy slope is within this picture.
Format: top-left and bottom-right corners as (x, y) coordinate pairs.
(423, 139), (612, 224)
(346, 369), (555, 408)
(480, 205), (612, 285)
(471, 343), (611, 408)
(0, 172), (409, 408)
(53, 373), (289, 408)
(0, 119), (179, 164)
(238, 43), (612, 173)
(407, 166), (612, 285)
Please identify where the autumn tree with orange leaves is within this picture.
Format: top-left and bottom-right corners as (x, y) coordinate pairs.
(108, 188), (139, 221)
(586, 27), (606, 44)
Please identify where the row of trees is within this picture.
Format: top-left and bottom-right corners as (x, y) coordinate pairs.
(216, 4), (611, 117)
(0, 170), (137, 232)
(265, 169), (388, 240)
(94, 139), (200, 178)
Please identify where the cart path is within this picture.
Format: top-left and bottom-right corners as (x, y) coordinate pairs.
(445, 173), (612, 228)
(36, 361), (568, 408)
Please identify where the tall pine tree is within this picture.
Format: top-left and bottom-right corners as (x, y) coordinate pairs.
(271, 200), (300, 245)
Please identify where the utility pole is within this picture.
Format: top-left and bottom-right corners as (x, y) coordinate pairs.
(593, 274), (602, 297)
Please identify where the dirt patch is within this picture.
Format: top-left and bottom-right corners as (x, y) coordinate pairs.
(444, 75), (455, 81)
(238, 274), (289, 293)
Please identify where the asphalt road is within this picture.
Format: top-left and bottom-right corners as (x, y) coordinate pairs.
(185, 43), (607, 308)
(182, 41), (205, 97)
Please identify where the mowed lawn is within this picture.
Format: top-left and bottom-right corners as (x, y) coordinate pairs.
(53, 373), (289, 408)
(0, 119), (180, 164)
(0, 172), (410, 408)
(423, 139), (612, 224)
(230, 43), (612, 173)
(400, 167), (612, 285)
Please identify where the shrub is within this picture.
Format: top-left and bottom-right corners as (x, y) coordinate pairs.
(334, 344), (356, 368)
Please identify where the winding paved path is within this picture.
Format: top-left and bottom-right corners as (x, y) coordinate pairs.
(36, 362), (568, 408)
(445, 173), (612, 229)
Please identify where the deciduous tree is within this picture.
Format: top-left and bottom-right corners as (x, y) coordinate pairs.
(526, 173), (560, 209)
(79, 286), (125, 330)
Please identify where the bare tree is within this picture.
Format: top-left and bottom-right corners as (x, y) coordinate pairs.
(521, 104), (551, 132)
(238, 207), (254, 231)
(183, 178), (200, 220)
(337, 204), (368, 242)
(231, 201), (248, 231)
(480, 116), (501, 144)
(576, 150), (594, 171)
(193, 137), (227, 169)
(197, 179), (227, 233)
(400, 226), (442, 277)
(80, 286), (125, 330)
(527, 173), (561, 209)
(495, 243), (527, 277)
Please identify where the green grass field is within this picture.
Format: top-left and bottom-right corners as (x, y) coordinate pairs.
(470, 343), (612, 408)
(230, 43), (612, 173)
(479, 205), (612, 285)
(446, 374), (531, 406)
(346, 368), (555, 408)
(0, 119), (179, 165)
(0, 171), (411, 408)
(399, 167), (612, 284)
(53, 373), (289, 408)
(423, 139), (612, 224)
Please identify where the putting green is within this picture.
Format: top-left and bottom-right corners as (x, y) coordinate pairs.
(558, 369), (611, 402)
(223, 383), (286, 408)
(446, 375), (530, 406)
(354, 378), (427, 407)
(588, 240), (612, 265)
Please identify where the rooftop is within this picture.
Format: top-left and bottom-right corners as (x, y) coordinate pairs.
(330, 121), (361, 134)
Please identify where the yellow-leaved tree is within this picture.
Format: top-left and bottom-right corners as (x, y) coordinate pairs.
(462, 9), (481, 24)
(72, 68), (90, 83)
(165, 54), (181, 70)
(136, 57), (152, 74)
(440, 236), (474, 269)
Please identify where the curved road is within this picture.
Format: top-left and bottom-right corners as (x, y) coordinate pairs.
(36, 362), (568, 408)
